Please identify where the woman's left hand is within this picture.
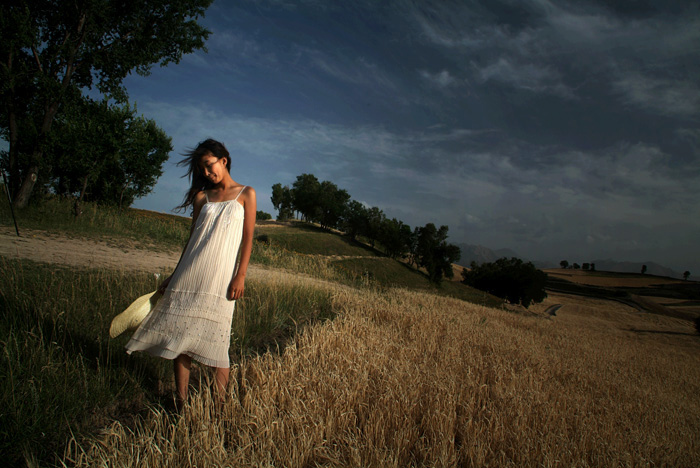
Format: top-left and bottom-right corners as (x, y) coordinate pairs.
(227, 275), (245, 301)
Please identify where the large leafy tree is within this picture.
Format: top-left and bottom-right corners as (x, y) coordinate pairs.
(291, 173), (321, 222)
(364, 206), (385, 248)
(414, 223), (461, 284)
(317, 180), (349, 230)
(380, 217), (412, 259)
(48, 96), (171, 208)
(462, 257), (547, 308)
(0, 0), (212, 208)
(270, 183), (294, 221)
(342, 200), (368, 241)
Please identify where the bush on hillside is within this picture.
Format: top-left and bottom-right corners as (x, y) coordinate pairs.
(256, 210), (272, 220)
(462, 257), (547, 308)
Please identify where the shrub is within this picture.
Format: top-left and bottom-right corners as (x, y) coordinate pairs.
(255, 234), (271, 245)
(256, 210), (272, 220)
(462, 257), (547, 308)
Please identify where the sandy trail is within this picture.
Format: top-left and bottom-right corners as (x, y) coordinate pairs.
(0, 226), (345, 292)
(0, 226), (183, 272)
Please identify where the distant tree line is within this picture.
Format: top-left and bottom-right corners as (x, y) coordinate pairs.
(271, 174), (460, 283)
(560, 260), (595, 271)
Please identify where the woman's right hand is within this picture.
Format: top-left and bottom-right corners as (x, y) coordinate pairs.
(158, 275), (172, 293)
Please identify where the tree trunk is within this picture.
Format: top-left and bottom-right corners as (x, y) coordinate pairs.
(13, 164), (39, 208)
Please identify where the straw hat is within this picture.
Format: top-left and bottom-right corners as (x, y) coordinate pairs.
(109, 290), (163, 338)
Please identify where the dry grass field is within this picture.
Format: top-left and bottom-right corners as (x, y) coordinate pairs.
(66, 276), (700, 467)
(544, 268), (686, 288)
(544, 268), (700, 321)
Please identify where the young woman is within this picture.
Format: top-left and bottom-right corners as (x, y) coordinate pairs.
(125, 138), (256, 408)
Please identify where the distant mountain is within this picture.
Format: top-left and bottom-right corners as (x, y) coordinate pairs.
(456, 243), (519, 266)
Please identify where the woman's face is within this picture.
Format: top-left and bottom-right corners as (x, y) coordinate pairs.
(199, 153), (227, 184)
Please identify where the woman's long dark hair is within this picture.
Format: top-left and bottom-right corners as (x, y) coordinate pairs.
(175, 139), (232, 213)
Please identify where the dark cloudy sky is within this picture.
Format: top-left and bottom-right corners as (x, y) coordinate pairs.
(122, 0), (699, 272)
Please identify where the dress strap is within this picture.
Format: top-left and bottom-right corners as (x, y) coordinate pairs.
(204, 190), (209, 203)
(233, 186), (247, 202)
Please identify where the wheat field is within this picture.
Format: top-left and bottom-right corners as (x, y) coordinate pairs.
(66, 276), (700, 467)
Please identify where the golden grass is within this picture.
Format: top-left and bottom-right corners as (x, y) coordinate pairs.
(65, 277), (700, 467)
(544, 269), (685, 288)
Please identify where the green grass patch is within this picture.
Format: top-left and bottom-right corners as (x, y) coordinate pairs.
(0, 195), (190, 250)
(0, 256), (335, 467)
(256, 222), (379, 256)
(332, 257), (502, 307)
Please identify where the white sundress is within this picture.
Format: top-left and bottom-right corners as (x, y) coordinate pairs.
(126, 187), (247, 368)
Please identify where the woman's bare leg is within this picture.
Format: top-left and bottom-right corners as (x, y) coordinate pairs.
(174, 354), (192, 408)
(214, 366), (229, 402)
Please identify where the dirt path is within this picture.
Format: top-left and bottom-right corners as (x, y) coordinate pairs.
(0, 226), (345, 293)
(0, 226), (183, 272)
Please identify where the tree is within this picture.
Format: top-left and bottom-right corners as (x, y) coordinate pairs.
(342, 200), (368, 241)
(573, 263), (580, 269)
(256, 211), (272, 221)
(1, 0), (212, 208)
(317, 180), (349, 230)
(46, 96), (171, 210)
(364, 206), (385, 248)
(560, 260), (569, 269)
(641, 264), (647, 274)
(462, 257), (548, 308)
(414, 223), (461, 284)
(683, 271), (691, 280)
(379, 218), (412, 259)
(291, 173), (321, 221)
(270, 183), (293, 221)
(591, 263), (596, 271)
(582, 263), (590, 271)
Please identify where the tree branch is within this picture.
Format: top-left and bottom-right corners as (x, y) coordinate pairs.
(31, 46), (43, 73)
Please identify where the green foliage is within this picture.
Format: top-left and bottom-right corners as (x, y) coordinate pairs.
(47, 97), (172, 207)
(684, 271), (691, 280)
(270, 183), (293, 221)
(462, 257), (548, 308)
(379, 217), (413, 259)
(560, 260), (569, 269)
(342, 200), (368, 240)
(256, 210), (272, 221)
(317, 180), (350, 229)
(291, 173), (321, 222)
(1, 0), (212, 206)
(364, 206), (385, 248)
(414, 223), (461, 284)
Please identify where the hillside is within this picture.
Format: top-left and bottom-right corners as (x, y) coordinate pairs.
(2, 200), (700, 467)
(544, 268), (700, 321)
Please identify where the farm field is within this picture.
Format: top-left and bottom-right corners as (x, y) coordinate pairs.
(544, 268), (700, 321)
(2, 201), (700, 466)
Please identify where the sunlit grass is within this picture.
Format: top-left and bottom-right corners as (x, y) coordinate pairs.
(0, 195), (190, 250)
(0, 257), (337, 467)
(66, 285), (700, 467)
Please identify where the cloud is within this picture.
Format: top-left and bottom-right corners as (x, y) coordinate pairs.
(613, 72), (700, 117)
(474, 57), (575, 98)
(419, 69), (459, 89)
